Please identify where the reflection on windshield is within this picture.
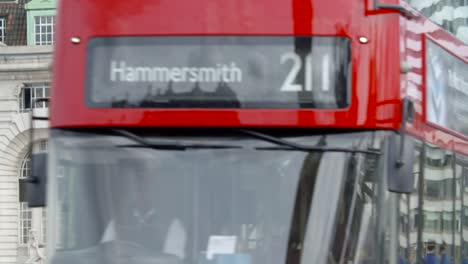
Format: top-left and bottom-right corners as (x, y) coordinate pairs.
(113, 81), (241, 108)
(48, 130), (383, 264)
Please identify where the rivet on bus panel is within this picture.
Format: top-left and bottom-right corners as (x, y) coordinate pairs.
(358, 37), (369, 44)
(70, 37), (81, 44)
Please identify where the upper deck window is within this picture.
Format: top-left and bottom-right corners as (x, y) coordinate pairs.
(425, 40), (468, 136)
(86, 36), (351, 109)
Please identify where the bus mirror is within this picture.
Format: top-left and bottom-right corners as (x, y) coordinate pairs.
(387, 133), (415, 194)
(19, 153), (47, 207)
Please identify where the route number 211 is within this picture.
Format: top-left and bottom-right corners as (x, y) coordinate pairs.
(280, 52), (330, 92)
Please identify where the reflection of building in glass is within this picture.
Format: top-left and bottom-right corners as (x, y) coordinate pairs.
(398, 143), (467, 263)
(421, 146), (458, 259)
(404, 0), (468, 43)
(426, 44), (449, 128)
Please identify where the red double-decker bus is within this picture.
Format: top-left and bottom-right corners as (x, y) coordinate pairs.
(23, 0), (468, 263)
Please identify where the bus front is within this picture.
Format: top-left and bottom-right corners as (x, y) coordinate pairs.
(46, 1), (407, 263)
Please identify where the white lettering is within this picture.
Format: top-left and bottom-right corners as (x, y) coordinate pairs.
(154, 68), (170, 82)
(188, 68), (198, 82)
(199, 68), (218, 82)
(110, 61), (126, 81)
(230, 63), (242, 83)
(126, 67), (135, 82)
(171, 68), (182, 82)
(322, 54), (330, 91)
(181, 67), (190, 82)
(109, 61), (243, 83)
(280, 52), (330, 93)
(280, 52), (302, 92)
(135, 67), (153, 82)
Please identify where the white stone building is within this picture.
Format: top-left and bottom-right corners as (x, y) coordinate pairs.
(0, 45), (51, 264)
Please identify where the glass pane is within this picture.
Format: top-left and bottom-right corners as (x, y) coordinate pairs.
(397, 143), (421, 264)
(423, 145), (454, 263)
(322, 153), (380, 264)
(453, 163), (463, 263)
(86, 36), (351, 109)
(36, 88), (43, 98)
(460, 161), (468, 264)
(35, 16), (40, 24)
(23, 88), (31, 110)
(48, 130), (380, 264)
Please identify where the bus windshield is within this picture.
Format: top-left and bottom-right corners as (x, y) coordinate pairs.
(47, 130), (384, 264)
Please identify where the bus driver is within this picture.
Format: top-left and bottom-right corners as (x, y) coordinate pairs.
(100, 171), (187, 259)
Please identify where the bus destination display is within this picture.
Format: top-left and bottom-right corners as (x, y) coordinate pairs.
(86, 36), (351, 109)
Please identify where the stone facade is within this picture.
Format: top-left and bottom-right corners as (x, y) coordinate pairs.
(0, 45), (51, 264)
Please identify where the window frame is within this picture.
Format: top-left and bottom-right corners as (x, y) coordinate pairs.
(19, 83), (50, 112)
(0, 17), (5, 44)
(19, 154), (32, 245)
(33, 15), (55, 46)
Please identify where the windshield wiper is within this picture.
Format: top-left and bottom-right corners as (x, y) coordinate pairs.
(111, 128), (380, 154)
(235, 129), (380, 155)
(111, 129), (242, 150)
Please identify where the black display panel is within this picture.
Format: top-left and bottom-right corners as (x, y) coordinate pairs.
(86, 36), (351, 109)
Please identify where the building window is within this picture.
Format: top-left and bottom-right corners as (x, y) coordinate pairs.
(0, 17), (5, 44)
(34, 16), (55, 46)
(19, 203), (32, 245)
(19, 150), (47, 245)
(39, 140), (47, 152)
(42, 208), (46, 244)
(20, 83), (50, 112)
(19, 156), (32, 245)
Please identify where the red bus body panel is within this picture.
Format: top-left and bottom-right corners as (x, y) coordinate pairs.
(51, 0), (468, 154)
(51, 0), (402, 129)
(398, 2), (468, 155)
